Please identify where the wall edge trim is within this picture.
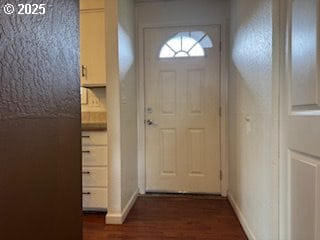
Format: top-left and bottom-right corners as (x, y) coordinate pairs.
(105, 188), (139, 224)
(228, 192), (256, 240)
(121, 188), (139, 223)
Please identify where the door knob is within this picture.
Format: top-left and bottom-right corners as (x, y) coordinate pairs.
(146, 119), (157, 126)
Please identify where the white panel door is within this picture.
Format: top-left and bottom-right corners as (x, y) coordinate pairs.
(282, 0), (320, 239)
(144, 26), (221, 193)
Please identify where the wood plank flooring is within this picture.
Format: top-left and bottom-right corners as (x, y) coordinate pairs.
(83, 195), (247, 240)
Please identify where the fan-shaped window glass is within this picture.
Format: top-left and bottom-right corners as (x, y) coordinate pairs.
(159, 31), (213, 59)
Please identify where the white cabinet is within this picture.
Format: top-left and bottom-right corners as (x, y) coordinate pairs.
(81, 131), (108, 211)
(82, 146), (107, 166)
(82, 167), (107, 187)
(80, 0), (106, 87)
(82, 131), (107, 145)
(82, 188), (108, 210)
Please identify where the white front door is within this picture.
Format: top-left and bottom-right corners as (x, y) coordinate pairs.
(144, 26), (221, 193)
(281, 0), (320, 239)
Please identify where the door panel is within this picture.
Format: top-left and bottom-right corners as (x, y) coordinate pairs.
(160, 71), (177, 115)
(144, 26), (221, 193)
(290, 151), (320, 240)
(291, 0), (319, 107)
(187, 70), (205, 115)
(160, 129), (177, 175)
(187, 128), (206, 176)
(283, 0), (320, 239)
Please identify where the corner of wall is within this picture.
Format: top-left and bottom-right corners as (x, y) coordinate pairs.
(228, 192), (256, 240)
(106, 0), (139, 225)
(106, 188), (139, 224)
(105, 0), (122, 225)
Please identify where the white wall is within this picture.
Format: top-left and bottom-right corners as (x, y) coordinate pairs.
(118, 0), (139, 212)
(136, 0), (229, 25)
(228, 0), (275, 239)
(106, 0), (138, 224)
(136, 0), (230, 194)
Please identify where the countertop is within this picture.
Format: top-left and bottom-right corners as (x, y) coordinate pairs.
(81, 122), (107, 131)
(81, 111), (107, 131)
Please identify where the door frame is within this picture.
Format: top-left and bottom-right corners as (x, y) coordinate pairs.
(137, 22), (230, 196)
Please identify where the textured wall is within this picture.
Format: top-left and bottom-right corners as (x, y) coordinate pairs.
(0, 0), (82, 239)
(229, 0), (274, 239)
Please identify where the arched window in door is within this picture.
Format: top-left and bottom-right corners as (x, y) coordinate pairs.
(159, 31), (213, 59)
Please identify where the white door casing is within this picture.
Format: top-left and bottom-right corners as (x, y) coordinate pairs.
(144, 26), (221, 194)
(281, 0), (320, 239)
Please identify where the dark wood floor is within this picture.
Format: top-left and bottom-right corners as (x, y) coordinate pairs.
(83, 195), (247, 240)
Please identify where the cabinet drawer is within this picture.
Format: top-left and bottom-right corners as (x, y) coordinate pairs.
(82, 188), (107, 210)
(82, 146), (107, 166)
(82, 167), (107, 187)
(82, 131), (107, 146)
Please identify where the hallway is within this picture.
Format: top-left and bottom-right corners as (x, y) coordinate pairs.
(2, 0), (320, 239)
(83, 195), (247, 240)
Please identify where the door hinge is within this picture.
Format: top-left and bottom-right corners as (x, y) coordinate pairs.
(219, 107), (222, 117)
(220, 170), (222, 180)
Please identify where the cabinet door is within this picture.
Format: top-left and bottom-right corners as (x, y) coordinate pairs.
(80, 9), (106, 86)
(80, 0), (104, 10)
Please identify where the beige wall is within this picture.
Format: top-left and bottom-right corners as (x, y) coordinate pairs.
(228, 0), (275, 239)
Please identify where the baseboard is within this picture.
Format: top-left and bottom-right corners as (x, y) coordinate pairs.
(105, 188), (139, 224)
(120, 188), (139, 223)
(228, 192), (256, 240)
(105, 212), (122, 224)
